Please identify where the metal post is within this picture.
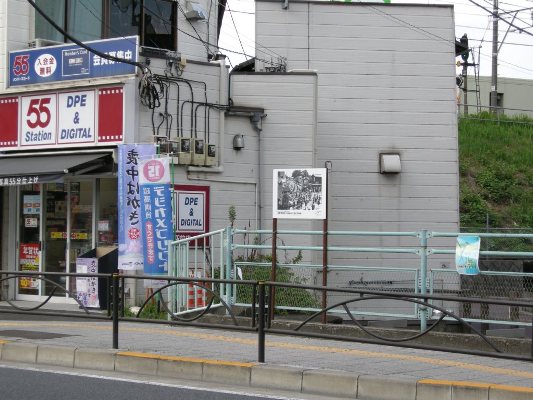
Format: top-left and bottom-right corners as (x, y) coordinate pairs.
(225, 226), (233, 305)
(322, 218), (328, 324)
(531, 307), (533, 359)
(419, 230), (428, 332)
(270, 218), (278, 322)
(112, 273), (119, 349)
(258, 282), (266, 363)
(490, 0), (499, 114)
(322, 161), (331, 324)
(251, 283), (257, 328)
(462, 61), (468, 116)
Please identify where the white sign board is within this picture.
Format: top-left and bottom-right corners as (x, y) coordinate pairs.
(20, 94), (57, 146)
(273, 168), (327, 219)
(177, 192), (205, 232)
(57, 90), (95, 144)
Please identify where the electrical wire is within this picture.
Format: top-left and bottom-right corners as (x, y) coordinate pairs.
(27, 0), (148, 72)
(464, 0), (533, 37)
(226, 0), (247, 60)
(174, 0), (214, 58)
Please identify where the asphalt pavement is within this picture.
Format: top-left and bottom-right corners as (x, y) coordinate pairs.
(0, 302), (532, 399)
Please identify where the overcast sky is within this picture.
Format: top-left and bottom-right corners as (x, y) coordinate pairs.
(218, 0), (533, 80)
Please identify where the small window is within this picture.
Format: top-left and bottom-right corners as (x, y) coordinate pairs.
(34, 0), (177, 51)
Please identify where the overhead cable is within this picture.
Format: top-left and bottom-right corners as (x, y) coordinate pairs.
(27, 0), (149, 73)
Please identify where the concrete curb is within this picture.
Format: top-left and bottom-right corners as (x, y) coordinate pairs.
(0, 341), (532, 399)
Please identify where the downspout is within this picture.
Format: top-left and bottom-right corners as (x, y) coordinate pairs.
(218, 57), (228, 170)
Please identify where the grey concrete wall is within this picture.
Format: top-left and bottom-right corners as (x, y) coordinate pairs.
(461, 76), (533, 117)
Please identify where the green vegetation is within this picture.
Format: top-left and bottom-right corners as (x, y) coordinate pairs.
(124, 301), (167, 320)
(459, 113), (533, 230)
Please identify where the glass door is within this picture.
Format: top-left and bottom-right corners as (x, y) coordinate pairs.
(18, 185), (42, 295)
(17, 180), (96, 300)
(43, 183), (68, 296)
(68, 181), (95, 291)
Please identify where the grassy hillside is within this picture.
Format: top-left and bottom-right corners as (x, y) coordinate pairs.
(459, 113), (533, 230)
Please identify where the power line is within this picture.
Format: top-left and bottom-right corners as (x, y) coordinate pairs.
(175, 0), (214, 57)
(465, 0), (533, 37)
(226, 0), (247, 60)
(27, 0), (147, 72)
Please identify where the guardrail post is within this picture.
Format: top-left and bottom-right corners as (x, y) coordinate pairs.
(112, 273), (119, 349)
(531, 308), (533, 359)
(258, 281), (266, 363)
(419, 230), (428, 332)
(225, 226), (234, 306)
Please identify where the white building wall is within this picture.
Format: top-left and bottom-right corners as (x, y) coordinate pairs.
(254, 0), (459, 270)
(177, 0), (219, 62)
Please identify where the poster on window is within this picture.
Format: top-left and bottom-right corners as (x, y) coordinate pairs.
(118, 144), (156, 270)
(272, 168), (327, 219)
(139, 157), (173, 286)
(455, 236), (481, 275)
(76, 257), (99, 308)
(19, 243), (40, 290)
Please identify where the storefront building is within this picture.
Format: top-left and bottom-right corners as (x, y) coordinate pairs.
(1, 0), (460, 306)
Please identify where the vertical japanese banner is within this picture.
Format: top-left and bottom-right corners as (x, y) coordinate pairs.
(76, 257), (99, 308)
(139, 157), (173, 286)
(118, 144), (156, 270)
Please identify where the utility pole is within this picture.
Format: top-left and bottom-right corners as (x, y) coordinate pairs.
(490, 0), (499, 114)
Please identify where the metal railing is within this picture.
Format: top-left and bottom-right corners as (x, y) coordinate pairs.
(169, 228), (533, 331)
(0, 271), (532, 362)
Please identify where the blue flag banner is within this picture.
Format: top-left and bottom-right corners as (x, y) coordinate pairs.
(117, 144), (156, 270)
(139, 157), (173, 276)
(455, 236), (481, 275)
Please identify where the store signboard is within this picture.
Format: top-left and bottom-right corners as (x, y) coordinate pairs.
(272, 168), (327, 219)
(139, 157), (173, 279)
(8, 36), (137, 87)
(174, 185), (210, 244)
(118, 144), (156, 271)
(57, 90), (95, 144)
(0, 86), (124, 150)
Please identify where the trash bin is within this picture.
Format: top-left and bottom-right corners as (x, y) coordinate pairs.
(76, 246), (118, 309)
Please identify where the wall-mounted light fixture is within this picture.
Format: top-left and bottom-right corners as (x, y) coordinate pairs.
(379, 153), (402, 174)
(233, 134), (245, 150)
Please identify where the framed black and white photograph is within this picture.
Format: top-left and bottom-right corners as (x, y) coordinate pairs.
(272, 168), (327, 219)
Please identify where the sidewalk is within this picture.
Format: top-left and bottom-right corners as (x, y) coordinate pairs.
(0, 307), (532, 399)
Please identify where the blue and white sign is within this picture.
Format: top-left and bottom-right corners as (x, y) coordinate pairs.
(9, 36), (138, 87)
(455, 236), (481, 275)
(58, 90), (95, 144)
(118, 144), (156, 271)
(139, 157), (173, 278)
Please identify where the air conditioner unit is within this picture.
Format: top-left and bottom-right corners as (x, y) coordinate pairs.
(185, 1), (207, 20)
(28, 38), (63, 48)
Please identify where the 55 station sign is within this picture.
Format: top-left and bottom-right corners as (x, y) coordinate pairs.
(0, 86), (124, 150)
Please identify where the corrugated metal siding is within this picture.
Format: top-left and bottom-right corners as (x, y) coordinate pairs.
(253, 1), (458, 267)
(230, 73), (318, 236)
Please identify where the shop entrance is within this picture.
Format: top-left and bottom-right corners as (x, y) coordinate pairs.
(17, 181), (95, 301)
